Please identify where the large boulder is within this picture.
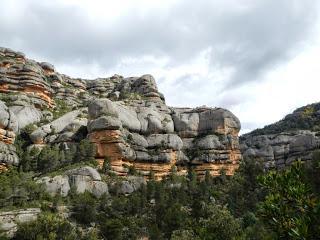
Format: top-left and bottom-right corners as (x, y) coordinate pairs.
(38, 175), (70, 197)
(30, 109), (87, 144)
(10, 105), (42, 129)
(39, 166), (108, 197)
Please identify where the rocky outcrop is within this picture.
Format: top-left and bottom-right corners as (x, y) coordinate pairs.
(0, 47), (242, 178)
(241, 103), (320, 169)
(0, 101), (18, 167)
(88, 99), (241, 179)
(241, 130), (320, 169)
(110, 176), (147, 195)
(0, 48), (54, 109)
(30, 109), (87, 145)
(38, 166), (108, 197)
(0, 208), (41, 238)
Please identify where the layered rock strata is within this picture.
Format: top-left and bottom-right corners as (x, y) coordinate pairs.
(241, 130), (320, 169)
(0, 208), (41, 238)
(88, 98), (241, 179)
(0, 48), (54, 109)
(0, 101), (18, 166)
(0, 47), (242, 178)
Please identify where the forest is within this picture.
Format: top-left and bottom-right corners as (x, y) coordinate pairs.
(1, 146), (319, 240)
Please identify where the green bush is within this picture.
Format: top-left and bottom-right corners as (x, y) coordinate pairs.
(258, 161), (320, 239)
(71, 191), (97, 224)
(14, 213), (77, 240)
(0, 168), (49, 209)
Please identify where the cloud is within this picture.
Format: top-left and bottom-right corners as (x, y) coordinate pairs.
(1, 1), (318, 77)
(0, 0), (319, 132)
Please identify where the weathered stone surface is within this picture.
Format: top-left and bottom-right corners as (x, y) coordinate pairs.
(38, 175), (70, 197)
(118, 176), (147, 194)
(172, 107), (240, 137)
(0, 101), (19, 166)
(0, 48), (54, 109)
(88, 99), (241, 179)
(0, 47), (242, 177)
(0, 141), (19, 166)
(240, 102), (320, 168)
(39, 166), (108, 197)
(66, 166), (108, 197)
(66, 166), (101, 181)
(241, 130), (320, 169)
(10, 105), (42, 129)
(30, 109), (87, 144)
(0, 208), (41, 238)
(147, 134), (183, 150)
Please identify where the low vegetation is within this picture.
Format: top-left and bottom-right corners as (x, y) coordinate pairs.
(247, 102), (320, 136)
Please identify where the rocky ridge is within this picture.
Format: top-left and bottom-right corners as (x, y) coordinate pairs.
(0, 47), (242, 179)
(241, 102), (320, 168)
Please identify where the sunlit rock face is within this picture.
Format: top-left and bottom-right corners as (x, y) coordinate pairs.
(0, 47), (242, 178)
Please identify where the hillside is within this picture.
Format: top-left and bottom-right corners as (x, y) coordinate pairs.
(241, 103), (320, 168)
(0, 47), (319, 240)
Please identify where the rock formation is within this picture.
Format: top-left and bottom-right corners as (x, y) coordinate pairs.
(241, 102), (320, 168)
(88, 99), (241, 179)
(0, 208), (41, 238)
(0, 47), (242, 179)
(0, 100), (18, 167)
(38, 166), (108, 197)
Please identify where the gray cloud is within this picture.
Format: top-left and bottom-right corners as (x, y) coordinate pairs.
(1, 0), (320, 134)
(1, 0), (318, 84)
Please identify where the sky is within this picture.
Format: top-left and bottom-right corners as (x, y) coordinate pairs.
(1, 0), (320, 134)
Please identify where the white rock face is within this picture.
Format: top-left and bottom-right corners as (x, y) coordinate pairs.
(38, 175), (70, 197)
(10, 105), (42, 129)
(30, 109), (87, 144)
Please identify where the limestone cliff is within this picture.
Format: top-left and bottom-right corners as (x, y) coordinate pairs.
(241, 102), (320, 169)
(0, 47), (241, 178)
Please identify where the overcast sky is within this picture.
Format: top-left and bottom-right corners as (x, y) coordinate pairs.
(1, 0), (320, 133)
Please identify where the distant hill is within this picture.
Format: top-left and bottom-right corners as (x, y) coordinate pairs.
(245, 102), (320, 137)
(241, 102), (320, 169)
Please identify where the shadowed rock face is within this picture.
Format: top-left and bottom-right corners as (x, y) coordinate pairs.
(0, 47), (242, 178)
(240, 103), (320, 169)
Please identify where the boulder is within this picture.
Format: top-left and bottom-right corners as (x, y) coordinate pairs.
(10, 105), (42, 129)
(30, 110), (85, 144)
(38, 175), (70, 197)
(40, 167), (108, 198)
(118, 176), (146, 195)
(66, 166), (101, 181)
(147, 134), (183, 150)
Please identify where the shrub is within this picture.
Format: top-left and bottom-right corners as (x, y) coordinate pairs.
(14, 213), (77, 240)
